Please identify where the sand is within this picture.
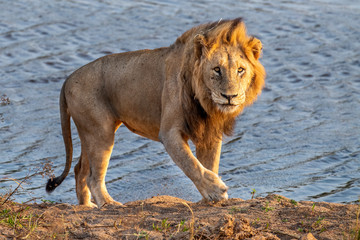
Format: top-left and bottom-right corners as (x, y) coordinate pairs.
(0, 194), (358, 240)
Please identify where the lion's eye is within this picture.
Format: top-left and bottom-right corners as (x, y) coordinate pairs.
(238, 67), (245, 74)
(213, 67), (221, 75)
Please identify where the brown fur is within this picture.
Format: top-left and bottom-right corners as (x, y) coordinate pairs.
(46, 18), (266, 207)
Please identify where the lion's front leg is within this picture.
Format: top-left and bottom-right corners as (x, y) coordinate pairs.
(159, 128), (228, 203)
(195, 138), (222, 174)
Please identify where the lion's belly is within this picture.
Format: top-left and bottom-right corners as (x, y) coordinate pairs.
(122, 121), (160, 141)
(115, 93), (163, 142)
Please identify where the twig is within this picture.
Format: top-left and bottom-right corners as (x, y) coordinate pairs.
(83, 221), (118, 228)
(181, 202), (195, 240)
(22, 197), (42, 204)
(1, 178), (26, 205)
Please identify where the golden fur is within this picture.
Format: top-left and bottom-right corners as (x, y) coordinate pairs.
(46, 18), (266, 207)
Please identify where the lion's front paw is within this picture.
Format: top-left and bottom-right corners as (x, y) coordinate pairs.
(197, 170), (228, 203)
(99, 200), (124, 208)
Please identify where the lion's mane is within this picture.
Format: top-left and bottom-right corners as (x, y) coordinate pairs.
(174, 18), (266, 146)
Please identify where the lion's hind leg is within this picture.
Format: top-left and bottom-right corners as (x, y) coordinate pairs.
(74, 151), (96, 208)
(78, 123), (123, 208)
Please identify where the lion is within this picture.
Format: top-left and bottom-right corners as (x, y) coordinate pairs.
(46, 18), (266, 208)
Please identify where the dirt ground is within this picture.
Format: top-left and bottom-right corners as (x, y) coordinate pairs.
(0, 194), (359, 240)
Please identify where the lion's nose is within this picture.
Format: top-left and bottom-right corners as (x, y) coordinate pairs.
(221, 93), (238, 101)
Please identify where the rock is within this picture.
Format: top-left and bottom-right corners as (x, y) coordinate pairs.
(300, 233), (317, 240)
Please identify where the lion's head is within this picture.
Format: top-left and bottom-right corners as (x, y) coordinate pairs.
(177, 18), (266, 145)
(193, 18), (265, 115)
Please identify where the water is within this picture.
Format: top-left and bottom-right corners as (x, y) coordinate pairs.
(0, 0), (359, 204)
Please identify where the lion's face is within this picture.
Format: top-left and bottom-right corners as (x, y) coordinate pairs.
(201, 45), (254, 113)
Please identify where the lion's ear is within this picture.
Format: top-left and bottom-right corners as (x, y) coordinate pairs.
(194, 34), (207, 59)
(248, 37), (263, 60)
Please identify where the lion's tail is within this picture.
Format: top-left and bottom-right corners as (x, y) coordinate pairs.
(46, 83), (73, 193)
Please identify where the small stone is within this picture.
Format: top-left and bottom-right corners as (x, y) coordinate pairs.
(300, 233), (317, 240)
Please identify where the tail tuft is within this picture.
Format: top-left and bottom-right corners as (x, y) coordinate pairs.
(46, 177), (63, 193)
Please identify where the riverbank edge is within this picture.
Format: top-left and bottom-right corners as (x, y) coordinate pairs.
(0, 194), (359, 239)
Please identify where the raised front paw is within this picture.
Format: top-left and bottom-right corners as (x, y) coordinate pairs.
(197, 169), (228, 202)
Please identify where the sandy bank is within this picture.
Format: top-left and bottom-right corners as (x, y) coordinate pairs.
(0, 194), (358, 239)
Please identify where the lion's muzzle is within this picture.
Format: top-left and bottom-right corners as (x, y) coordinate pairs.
(211, 91), (245, 112)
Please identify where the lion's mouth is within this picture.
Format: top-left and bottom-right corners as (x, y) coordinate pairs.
(219, 103), (237, 107)
(216, 103), (240, 113)
(211, 91), (244, 112)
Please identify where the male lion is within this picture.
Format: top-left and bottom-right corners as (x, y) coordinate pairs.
(46, 18), (266, 208)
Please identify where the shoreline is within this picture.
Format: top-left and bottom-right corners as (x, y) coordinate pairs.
(1, 194), (359, 239)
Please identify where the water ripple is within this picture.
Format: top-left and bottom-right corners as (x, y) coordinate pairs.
(0, 0), (359, 204)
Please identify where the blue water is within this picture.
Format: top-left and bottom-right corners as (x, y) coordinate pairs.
(0, 0), (359, 204)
